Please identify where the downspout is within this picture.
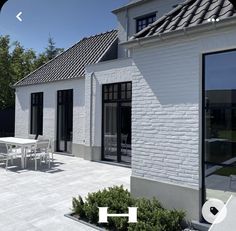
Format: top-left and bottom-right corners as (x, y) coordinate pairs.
(90, 72), (95, 149)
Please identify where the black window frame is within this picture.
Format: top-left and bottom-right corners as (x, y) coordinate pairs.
(30, 92), (43, 136)
(136, 13), (156, 33)
(102, 82), (132, 164)
(202, 48), (236, 213)
(56, 89), (73, 153)
(103, 82), (132, 103)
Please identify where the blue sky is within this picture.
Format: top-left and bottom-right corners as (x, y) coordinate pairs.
(0, 0), (128, 54)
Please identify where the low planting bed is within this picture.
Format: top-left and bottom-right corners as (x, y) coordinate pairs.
(69, 185), (186, 231)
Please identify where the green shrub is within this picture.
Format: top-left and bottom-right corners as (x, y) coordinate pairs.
(72, 185), (185, 231)
(128, 198), (184, 231)
(72, 186), (135, 230)
(128, 221), (161, 231)
(154, 209), (185, 231)
(72, 195), (85, 219)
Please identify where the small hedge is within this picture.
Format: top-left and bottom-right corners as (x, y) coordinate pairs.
(72, 185), (185, 231)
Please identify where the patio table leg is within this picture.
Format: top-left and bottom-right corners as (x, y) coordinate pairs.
(9, 145), (14, 165)
(24, 147), (27, 168)
(21, 147), (25, 168)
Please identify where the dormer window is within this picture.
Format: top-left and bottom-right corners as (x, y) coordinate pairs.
(136, 13), (156, 32)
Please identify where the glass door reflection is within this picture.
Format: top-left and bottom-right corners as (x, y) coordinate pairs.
(120, 102), (131, 164)
(104, 103), (117, 162)
(57, 89), (73, 153)
(203, 50), (236, 203)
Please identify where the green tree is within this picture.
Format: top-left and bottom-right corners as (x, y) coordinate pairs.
(45, 36), (64, 60)
(33, 53), (48, 69)
(0, 35), (12, 109)
(11, 42), (36, 82)
(0, 35), (64, 109)
(33, 36), (64, 69)
(9, 42), (37, 108)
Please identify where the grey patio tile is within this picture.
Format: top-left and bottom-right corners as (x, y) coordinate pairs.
(0, 154), (131, 230)
(32, 215), (94, 231)
(0, 213), (19, 226)
(3, 223), (40, 231)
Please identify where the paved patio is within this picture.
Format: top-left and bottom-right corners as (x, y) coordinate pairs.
(0, 154), (131, 231)
(206, 174), (236, 202)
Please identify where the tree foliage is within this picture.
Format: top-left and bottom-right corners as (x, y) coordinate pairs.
(0, 35), (64, 109)
(45, 36), (64, 60)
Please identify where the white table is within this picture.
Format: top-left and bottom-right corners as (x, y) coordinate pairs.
(0, 137), (37, 168)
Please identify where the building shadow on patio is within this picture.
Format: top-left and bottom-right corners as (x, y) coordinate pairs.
(0, 157), (65, 174)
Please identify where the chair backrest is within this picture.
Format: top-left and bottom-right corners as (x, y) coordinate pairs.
(28, 134), (37, 140)
(38, 136), (53, 150)
(36, 139), (50, 152)
(37, 135), (46, 141)
(121, 134), (128, 143)
(0, 142), (8, 155)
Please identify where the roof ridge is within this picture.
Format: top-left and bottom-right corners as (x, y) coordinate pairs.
(80, 29), (118, 41)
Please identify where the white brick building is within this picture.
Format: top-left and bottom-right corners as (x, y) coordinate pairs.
(14, 0), (236, 222)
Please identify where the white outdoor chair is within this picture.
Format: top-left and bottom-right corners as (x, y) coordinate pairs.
(0, 142), (21, 170)
(121, 134), (128, 155)
(37, 137), (54, 162)
(32, 139), (51, 170)
(28, 134), (37, 139)
(48, 139), (54, 163)
(26, 136), (53, 162)
(24, 135), (37, 159)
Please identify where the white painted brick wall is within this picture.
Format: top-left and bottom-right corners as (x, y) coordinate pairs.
(15, 78), (85, 149)
(131, 26), (236, 188)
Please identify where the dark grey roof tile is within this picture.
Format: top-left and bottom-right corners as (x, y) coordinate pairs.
(14, 30), (117, 87)
(131, 0), (236, 39)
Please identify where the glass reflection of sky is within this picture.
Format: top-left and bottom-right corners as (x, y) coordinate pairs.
(205, 50), (236, 90)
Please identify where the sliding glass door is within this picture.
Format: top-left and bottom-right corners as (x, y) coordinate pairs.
(103, 102), (118, 162)
(203, 49), (236, 202)
(102, 82), (132, 164)
(120, 101), (131, 163)
(57, 89), (73, 153)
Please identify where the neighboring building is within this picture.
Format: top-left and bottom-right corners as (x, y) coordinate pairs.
(14, 0), (236, 224)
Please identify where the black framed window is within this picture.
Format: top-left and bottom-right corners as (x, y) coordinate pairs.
(104, 83), (118, 101)
(57, 89), (73, 153)
(136, 14), (156, 32)
(30, 92), (43, 135)
(102, 82), (132, 164)
(203, 49), (236, 204)
(103, 82), (132, 102)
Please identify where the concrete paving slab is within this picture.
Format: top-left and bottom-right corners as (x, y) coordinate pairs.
(0, 154), (131, 230)
(209, 195), (236, 231)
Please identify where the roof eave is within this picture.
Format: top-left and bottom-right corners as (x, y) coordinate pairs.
(121, 16), (236, 48)
(13, 75), (84, 88)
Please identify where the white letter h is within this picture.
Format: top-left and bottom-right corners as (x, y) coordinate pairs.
(98, 207), (138, 223)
